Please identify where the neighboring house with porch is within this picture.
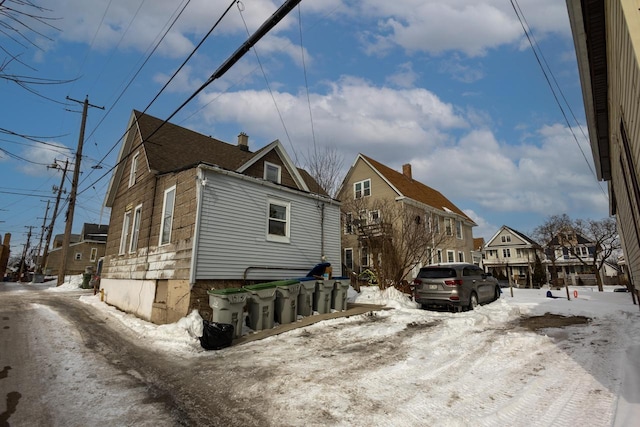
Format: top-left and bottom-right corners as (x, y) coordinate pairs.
(101, 110), (340, 324)
(45, 223), (108, 276)
(483, 225), (542, 288)
(337, 154), (476, 282)
(543, 231), (598, 286)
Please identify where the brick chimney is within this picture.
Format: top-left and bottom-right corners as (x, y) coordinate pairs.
(237, 132), (249, 152)
(402, 163), (412, 180)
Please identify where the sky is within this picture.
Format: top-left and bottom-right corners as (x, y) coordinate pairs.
(4, 276), (638, 426)
(0, 0), (609, 252)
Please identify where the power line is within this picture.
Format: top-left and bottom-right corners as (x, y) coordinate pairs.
(509, 0), (608, 201)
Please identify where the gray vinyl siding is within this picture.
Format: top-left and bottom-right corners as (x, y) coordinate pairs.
(194, 169), (341, 281)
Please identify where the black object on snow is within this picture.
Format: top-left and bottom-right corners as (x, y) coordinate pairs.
(306, 262), (331, 278)
(199, 320), (234, 350)
(546, 290), (560, 299)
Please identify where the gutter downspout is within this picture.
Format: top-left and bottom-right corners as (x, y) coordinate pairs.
(189, 168), (206, 287)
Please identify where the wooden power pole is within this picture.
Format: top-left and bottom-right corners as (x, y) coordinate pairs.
(41, 159), (68, 273)
(57, 96), (104, 286)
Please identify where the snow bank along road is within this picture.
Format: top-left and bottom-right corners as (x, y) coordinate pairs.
(1, 282), (639, 426)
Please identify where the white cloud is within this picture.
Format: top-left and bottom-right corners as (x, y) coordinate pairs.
(17, 144), (73, 176)
(386, 62), (419, 88)
(355, 0), (570, 57)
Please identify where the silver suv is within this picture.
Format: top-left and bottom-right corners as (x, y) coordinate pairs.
(412, 263), (500, 311)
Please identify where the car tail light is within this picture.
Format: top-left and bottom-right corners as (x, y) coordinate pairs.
(449, 295), (460, 301)
(413, 279), (421, 285)
(444, 279), (463, 286)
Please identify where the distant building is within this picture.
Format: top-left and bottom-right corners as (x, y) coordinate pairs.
(483, 226), (542, 287)
(0, 233), (10, 280)
(45, 223), (108, 276)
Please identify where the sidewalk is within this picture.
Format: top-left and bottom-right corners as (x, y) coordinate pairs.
(233, 303), (387, 345)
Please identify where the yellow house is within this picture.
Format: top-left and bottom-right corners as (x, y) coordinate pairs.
(567, 0), (640, 289)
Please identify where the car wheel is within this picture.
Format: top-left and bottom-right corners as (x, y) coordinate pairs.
(468, 292), (478, 310)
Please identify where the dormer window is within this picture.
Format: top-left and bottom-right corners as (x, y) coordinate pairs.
(264, 162), (281, 184)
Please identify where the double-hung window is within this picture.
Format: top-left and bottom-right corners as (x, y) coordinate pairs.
(354, 179), (371, 199)
(455, 220), (462, 239)
(128, 152), (139, 188)
(267, 199), (290, 243)
(129, 204), (142, 253)
(160, 186), (176, 246)
(345, 212), (354, 234)
(445, 218), (453, 236)
(119, 211), (132, 255)
(90, 248), (98, 262)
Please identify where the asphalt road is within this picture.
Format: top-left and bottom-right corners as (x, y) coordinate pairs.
(0, 282), (265, 427)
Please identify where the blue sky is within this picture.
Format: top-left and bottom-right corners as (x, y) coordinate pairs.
(1, 0), (607, 253)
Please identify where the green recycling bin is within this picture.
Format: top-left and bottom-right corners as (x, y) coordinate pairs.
(331, 278), (350, 311)
(297, 278), (317, 317)
(275, 280), (301, 325)
(313, 279), (334, 314)
(207, 288), (248, 339)
(243, 281), (279, 331)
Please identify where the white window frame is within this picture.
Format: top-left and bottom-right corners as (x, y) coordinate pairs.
(354, 179), (371, 199)
(74, 252), (82, 261)
(159, 186), (176, 246)
(128, 152), (139, 188)
(90, 248), (98, 262)
(433, 214), (440, 234)
(455, 220), (463, 239)
(360, 246), (370, 268)
(447, 250), (455, 263)
(264, 161), (281, 184)
(370, 210), (380, 224)
(503, 248), (511, 258)
(267, 199), (290, 243)
(458, 251), (464, 262)
(344, 248), (354, 271)
(119, 211), (132, 255)
(345, 212), (354, 234)
(445, 218), (453, 236)
(129, 204), (142, 253)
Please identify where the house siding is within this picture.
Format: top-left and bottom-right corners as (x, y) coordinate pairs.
(103, 140), (197, 281)
(194, 168), (341, 281)
(607, 0), (640, 286)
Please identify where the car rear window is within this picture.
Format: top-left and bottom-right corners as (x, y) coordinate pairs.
(418, 268), (457, 279)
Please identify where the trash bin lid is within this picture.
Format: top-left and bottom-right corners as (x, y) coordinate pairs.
(207, 287), (248, 295)
(244, 279), (298, 291)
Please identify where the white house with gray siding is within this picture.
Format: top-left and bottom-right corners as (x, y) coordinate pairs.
(101, 110), (340, 324)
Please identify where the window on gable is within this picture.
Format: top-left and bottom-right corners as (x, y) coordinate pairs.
(159, 186), (176, 246)
(267, 199), (290, 243)
(501, 235), (512, 243)
(119, 211), (131, 255)
(90, 248), (98, 262)
(128, 152), (139, 188)
(455, 220), (462, 239)
(129, 204), (142, 253)
(264, 162), (281, 184)
(354, 179), (371, 199)
(75, 252), (82, 261)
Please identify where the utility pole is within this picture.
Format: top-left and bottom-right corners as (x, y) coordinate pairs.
(58, 96), (104, 286)
(35, 200), (50, 275)
(18, 226), (33, 282)
(42, 159), (69, 273)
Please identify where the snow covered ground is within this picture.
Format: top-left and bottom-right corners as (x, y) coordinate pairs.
(40, 278), (640, 425)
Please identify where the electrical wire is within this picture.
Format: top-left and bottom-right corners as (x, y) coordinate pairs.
(510, 0), (607, 201)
